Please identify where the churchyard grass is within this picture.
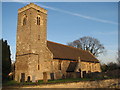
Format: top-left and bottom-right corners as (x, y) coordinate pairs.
(3, 77), (111, 86)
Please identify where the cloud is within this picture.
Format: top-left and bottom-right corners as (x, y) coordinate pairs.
(2, 1), (118, 25)
(35, 3), (118, 25)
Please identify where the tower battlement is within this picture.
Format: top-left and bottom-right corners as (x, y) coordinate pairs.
(18, 3), (47, 14)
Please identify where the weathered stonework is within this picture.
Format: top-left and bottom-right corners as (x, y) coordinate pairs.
(15, 3), (53, 82)
(51, 59), (70, 79)
(76, 61), (101, 73)
(15, 3), (101, 82)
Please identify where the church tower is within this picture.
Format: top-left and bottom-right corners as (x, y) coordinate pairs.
(15, 3), (53, 82)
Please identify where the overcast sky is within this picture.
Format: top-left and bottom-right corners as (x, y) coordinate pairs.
(2, 2), (118, 64)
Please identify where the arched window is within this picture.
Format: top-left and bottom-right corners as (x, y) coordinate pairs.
(37, 16), (40, 25)
(23, 17), (27, 25)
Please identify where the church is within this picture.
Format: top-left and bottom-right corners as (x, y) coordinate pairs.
(15, 3), (101, 82)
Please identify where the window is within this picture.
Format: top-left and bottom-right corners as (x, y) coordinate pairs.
(38, 65), (40, 70)
(23, 17), (27, 25)
(37, 17), (40, 25)
(38, 35), (40, 40)
(37, 10), (40, 12)
(58, 60), (62, 70)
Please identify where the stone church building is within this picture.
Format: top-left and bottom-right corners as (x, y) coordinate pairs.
(15, 3), (101, 82)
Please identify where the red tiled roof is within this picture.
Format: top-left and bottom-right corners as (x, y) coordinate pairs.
(47, 41), (99, 63)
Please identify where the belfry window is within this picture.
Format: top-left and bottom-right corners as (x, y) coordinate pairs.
(37, 17), (40, 25)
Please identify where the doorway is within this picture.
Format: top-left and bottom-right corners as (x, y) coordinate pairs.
(20, 73), (25, 82)
(27, 76), (31, 82)
(83, 71), (86, 78)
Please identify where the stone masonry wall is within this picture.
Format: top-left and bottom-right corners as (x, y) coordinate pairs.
(52, 59), (101, 79)
(80, 61), (101, 73)
(75, 61), (101, 73)
(52, 59), (70, 79)
(15, 3), (53, 82)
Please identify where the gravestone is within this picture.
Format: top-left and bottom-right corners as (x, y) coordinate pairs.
(32, 76), (36, 82)
(43, 72), (48, 83)
(50, 73), (54, 80)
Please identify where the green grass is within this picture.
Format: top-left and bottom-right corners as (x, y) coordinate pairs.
(2, 80), (19, 86)
(47, 78), (90, 83)
(2, 78), (90, 86)
(3, 77), (113, 86)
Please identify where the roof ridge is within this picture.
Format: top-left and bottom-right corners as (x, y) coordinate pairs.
(47, 40), (85, 52)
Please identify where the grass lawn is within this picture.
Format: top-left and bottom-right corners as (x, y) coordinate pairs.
(2, 77), (110, 86)
(47, 78), (90, 83)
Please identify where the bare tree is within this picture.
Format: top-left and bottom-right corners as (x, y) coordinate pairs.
(67, 36), (105, 57)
